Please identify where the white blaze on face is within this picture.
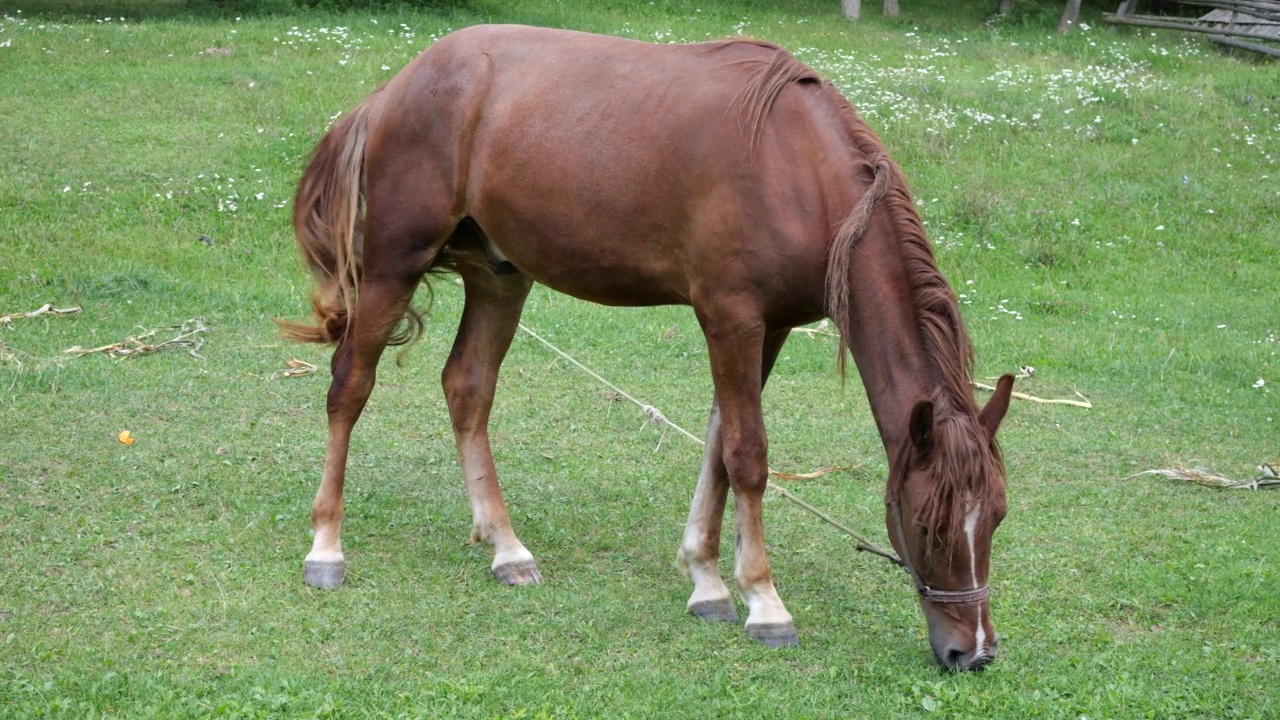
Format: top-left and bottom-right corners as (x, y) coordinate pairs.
(963, 502), (982, 588)
(963, 501), (987, 653)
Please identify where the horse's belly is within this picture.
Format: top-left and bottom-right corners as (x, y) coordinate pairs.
(477, 216), (694, 307)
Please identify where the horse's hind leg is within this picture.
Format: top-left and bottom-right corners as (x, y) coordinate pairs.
(304, 265), (429, 589)
(678, 328), (789, 628)
(678, 399), (738, 622)
(441, 262), (538, 584)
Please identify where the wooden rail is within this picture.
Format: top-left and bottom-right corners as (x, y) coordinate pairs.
(1103, 0), (1280, 56)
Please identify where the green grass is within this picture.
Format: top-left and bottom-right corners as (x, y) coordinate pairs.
(1, 0), (1277, 717)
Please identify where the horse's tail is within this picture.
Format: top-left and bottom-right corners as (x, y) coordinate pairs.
(277, 91), (380, 345)
(825, 155), (894, 374)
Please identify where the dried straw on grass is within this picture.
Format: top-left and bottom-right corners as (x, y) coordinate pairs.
(64, 317), (209, 359)
(0, 338), (21, 366)
(0, 303), (82, 324)
(277, 357), (318, 378)
(1, 304), (83, 367)
(1130, 464), (1278, 491)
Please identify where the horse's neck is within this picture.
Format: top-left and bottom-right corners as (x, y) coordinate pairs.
(837, 228), (939, 454)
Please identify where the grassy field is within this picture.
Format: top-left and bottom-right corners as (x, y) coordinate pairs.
(1, 0), (1277, 717)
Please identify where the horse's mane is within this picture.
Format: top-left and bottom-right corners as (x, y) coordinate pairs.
(717, 40), (822, 150)
(819, 83), (1004, 544)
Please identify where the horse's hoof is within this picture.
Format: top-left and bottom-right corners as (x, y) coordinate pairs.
(303, 558), (346, 589)
(689, 598), (739, 623)
(746, 622), (799, 648)
(492, 559), (543, 585)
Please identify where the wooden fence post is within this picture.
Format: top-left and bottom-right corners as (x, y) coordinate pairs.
(1059, 0), (1083, 31)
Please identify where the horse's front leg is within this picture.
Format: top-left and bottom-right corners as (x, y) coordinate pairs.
(304, 275), (423, 589)
(441, 266), (539, 584)
(698, 310), (797, 647)
(677, 329), (789, 626)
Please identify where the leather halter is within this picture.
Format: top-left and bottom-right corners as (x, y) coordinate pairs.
(889, 498), (990, 605)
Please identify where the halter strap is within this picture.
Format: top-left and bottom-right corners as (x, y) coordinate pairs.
(889, 499), (990, 605)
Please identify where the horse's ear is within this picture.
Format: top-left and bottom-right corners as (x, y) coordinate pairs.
(909, 400), (935, 456)
(978, 374), (1015, 439)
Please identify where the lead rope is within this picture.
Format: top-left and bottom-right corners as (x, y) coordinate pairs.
(516, 322), (903, 566)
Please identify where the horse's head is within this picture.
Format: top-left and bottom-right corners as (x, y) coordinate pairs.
(886, 375), (1013, 672)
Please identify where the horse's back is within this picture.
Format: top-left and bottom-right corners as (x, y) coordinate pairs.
(368, 25), (860, 316)
(396, 24), (798, 166)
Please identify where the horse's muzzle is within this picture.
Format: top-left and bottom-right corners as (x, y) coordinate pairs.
(937, 637), (998, 672)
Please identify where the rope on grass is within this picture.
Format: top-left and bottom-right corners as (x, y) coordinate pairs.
(518, 323), (705, 446)
(516, 322), (901, 564)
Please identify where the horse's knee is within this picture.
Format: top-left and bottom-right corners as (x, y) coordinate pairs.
(720, 430), (769, 494)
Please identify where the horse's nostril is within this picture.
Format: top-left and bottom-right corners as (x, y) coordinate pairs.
(968, 653), (993, 671)
(942, 647), (994, 672)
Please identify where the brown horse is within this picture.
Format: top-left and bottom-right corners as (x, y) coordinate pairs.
(282, 24), (1015, 671)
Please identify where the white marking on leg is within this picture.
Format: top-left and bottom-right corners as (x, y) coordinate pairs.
(307, 526), (343, 563)
(680, 408), (732, 608)
(741, 583), (794, 628)
(684, 409), (722, 553)
(964, 501), (986, 653)
(733, 494), (793, 629)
